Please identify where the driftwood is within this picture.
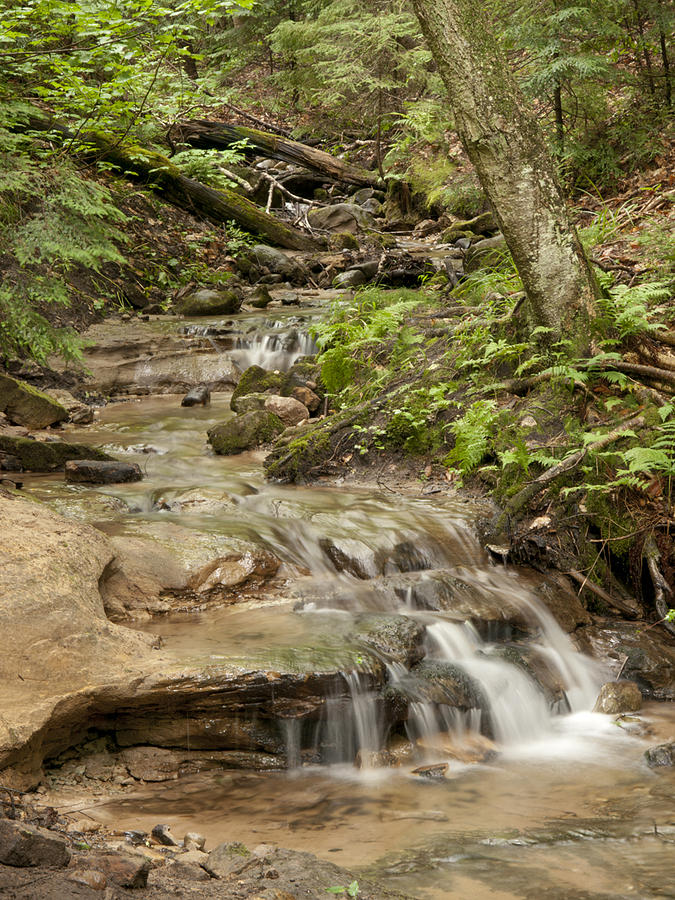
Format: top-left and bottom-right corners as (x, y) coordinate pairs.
(20, 112), (323, 251)
(170, 120), (380, 188)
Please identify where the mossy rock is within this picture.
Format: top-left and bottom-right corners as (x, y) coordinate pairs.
(0, 374), (68, 429)
(176, 289), (242, 316)
(230, 366), (285, 410)
(0, 434), (112, 472)
(230, 391), (269, 414)
(264, 424), (332, 482)
(281, 359), (324, 398)
(352, 615), (426, 668)
(208, 410), (285, 455)
(329, 231), (360, 251)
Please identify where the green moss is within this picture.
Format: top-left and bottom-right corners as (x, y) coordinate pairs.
(264, 424), (332, 481)
(230, 366), (285, 410)
(0, 434), (111, 471)
(208, 410), (285, 455)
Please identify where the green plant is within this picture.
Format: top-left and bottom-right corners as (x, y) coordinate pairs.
(326, 881), (360, 897)
(445, 399), (499, 474)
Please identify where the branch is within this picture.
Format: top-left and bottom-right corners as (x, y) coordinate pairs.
(643, 533), (675, 638)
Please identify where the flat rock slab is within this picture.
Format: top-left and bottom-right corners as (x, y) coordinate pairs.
(65, 460), (143, 484)
(0, 434), (112, 472)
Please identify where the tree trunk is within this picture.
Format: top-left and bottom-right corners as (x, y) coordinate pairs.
(23, 113), (323, 251)
(410, 0), (599, 337)
(171, 121), (381, 188)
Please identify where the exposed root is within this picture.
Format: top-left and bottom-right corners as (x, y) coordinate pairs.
(644, 533), (675, 638)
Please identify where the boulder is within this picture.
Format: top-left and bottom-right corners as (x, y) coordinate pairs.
(230, 365), (284, 410)
(181, 385), (211, 407)
(307, 203), (375, 233)
(0, 434), (112, 472)
(329, 232), (359, 251)
(0, 374), (68, 429)
(593, 681), (642, 714)
(205, 841), (253, 878)
(64, 460), (143, 484)
(44, 389), (94, 424)
(251, 245), (296, 277)
(644, 741), (675, 768)
(264, 395), (309, 427)
(208, 410), (285, 455)
(176, 289), (242, 316)
(291, 385), (321, 413)
(442, 211), (496, 243)
(334, 268), (369, 289)
(0, 820), (70, 868)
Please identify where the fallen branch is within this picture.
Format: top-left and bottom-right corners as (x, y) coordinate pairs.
(171, 120), (380, 187)
(20, 110), (324, 251)
(566, 569), (638, 618)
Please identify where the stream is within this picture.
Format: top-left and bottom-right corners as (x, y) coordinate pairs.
(22, 303), (675, 899)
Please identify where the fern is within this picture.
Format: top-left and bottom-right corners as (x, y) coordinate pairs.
(445, 400), (499, 473)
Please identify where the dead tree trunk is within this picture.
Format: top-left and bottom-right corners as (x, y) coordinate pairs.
(171, 121), (381, 188)
(411, 0), (599, 339)
(23, 113), (324, 251)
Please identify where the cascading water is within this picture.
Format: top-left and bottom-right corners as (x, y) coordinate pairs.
(232, 327), (316, 371)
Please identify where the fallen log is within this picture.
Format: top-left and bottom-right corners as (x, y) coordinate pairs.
(20, 111), (324, 251)
(170, 120), (381, 188)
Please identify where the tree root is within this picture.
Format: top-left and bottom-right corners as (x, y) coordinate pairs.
(566, 568), (638, 618)
(643, 533), (675, 638)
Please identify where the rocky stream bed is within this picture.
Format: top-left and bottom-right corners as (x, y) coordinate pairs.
(1, 265), (675, 898)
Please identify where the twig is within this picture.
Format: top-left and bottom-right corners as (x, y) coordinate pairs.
(643, 533), (675, 637)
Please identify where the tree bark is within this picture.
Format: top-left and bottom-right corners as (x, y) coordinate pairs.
(171, 121), (381, 188)
(23, 113), (323, 251)
(410, 0), (599, 338)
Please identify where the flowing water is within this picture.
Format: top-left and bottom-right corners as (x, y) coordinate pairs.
(23, 306), (675, 898)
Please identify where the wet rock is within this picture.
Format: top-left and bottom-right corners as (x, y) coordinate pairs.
(593, 681), (642, 714)
(319, 536), (379, 579)
(307, 203), (375, 233)
(181, 385), (211, 407)
(208, 410), (285, 455)
(81, 852), (151, 888)
(353, 615), (426, 667)
(644, 741), (675, 768)
(230, 365), (285, 410)
(411, 762), (448, 779)
(176, 288), (242, 316)
(44, 389), (94, 424)
(355, 748), (392, 768)
(67, 869), (107, 890)
(291, 385), (321, 413)
(0, 452), (22, 472)
(183, 832), (206, 852)
(188, 549), (280, 593)
(65, 459), (143, 484)
(0, 374), (68, 429)
(579, 621), (675, 701)
(264, 394), (309, 427)
(0, 433), (112, 472)
(151, 824), (178, 847)
(408, 660), (486, 712)
(490, 644), (566, 708)
(416, 731), (497, 764)
(531, 574), (592, 632)
(0, 820), (70, 867)
(388, 736), (416, 765)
